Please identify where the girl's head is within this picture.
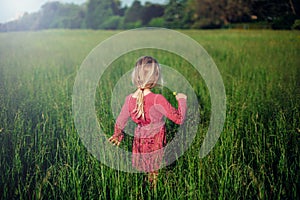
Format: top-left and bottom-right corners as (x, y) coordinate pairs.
(132, 56), (161, 119)
(132, 56), (161, 89)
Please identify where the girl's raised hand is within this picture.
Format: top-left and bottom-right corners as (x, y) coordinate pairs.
(108, 136), (121, 146)
(175, 93), (187, 100)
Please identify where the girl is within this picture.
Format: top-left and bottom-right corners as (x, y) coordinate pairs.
(109, 56), (187, 188)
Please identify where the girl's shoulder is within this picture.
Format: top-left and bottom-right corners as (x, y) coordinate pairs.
(152, 93), (168, 104)
(124, 94), (134, 103)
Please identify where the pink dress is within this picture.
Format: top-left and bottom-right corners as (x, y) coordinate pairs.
(112, 92), (187, 172)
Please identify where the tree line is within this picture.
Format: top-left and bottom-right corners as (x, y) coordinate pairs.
(0, 0), (299, 31)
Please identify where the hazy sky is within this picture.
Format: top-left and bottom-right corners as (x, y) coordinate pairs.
(0, 0), (166, 23)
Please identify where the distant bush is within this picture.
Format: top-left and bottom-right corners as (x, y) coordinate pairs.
(100, 16), (123, 30)
(272, 14), (297, 30)
(148, 17), (165, 27)
(292, 19), (300, 30)
(191, 18), (222, 29)
(123, 21), (142, 29)
(227, 22), (272, 29)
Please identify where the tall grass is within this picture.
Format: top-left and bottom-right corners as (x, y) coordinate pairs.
(0, 29), (299, 199)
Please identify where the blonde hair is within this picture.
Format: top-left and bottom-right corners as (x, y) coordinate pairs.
(132, 56), (161, 119)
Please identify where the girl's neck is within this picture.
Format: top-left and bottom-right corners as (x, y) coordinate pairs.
(132, 88), (151, 98)
(142, 88), (151, 95)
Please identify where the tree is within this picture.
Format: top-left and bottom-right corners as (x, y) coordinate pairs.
(111, 0), (125, 16)
(141, 3), (165, 25)
(86, 0), (114, 29)
(124, 1), (165, 26)
(187, 0), (251, 28)
(164, 0), (189, 28)
(250, 0), (299, 20)
(249, 0), (299, 29)
(38, 1), (85, 29)
(39, 1), (62, 29)
(124, 0), (143, 23)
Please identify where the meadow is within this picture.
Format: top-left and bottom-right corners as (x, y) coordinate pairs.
(0, 29), (299, 199)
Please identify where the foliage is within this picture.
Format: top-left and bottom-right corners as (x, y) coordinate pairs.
(271, 14), (297, 30)
(124, 1), (164, 25)
(100, 16), (124, 29)
(187, 0), (251, 28)
(250, 0), (299, 20)
(86, 0), (114, 29)
(163, 0), (189, 29)
(124, 0), (143, 23)
(38, 2), (85, 29)
(141, 2), (165, 25)
(123, 20), (142, 29)
(148, 17), (165, 27)
(292, 19), (300, 29)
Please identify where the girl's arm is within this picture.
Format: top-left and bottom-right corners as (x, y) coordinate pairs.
(155, 94), (187, 125)
(109, 96), (130, 144)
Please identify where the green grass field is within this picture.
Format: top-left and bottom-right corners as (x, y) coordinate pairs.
(0, 29), (299, 199)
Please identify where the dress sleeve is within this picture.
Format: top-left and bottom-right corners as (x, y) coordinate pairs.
(112, 95), (130, 142)
(155, 94), (187, 125)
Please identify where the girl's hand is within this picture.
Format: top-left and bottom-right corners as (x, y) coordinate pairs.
(108, 136), (121, 146)
(175, 93), (187, 100)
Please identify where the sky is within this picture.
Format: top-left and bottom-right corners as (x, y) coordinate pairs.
(0, 0), (166, 23)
